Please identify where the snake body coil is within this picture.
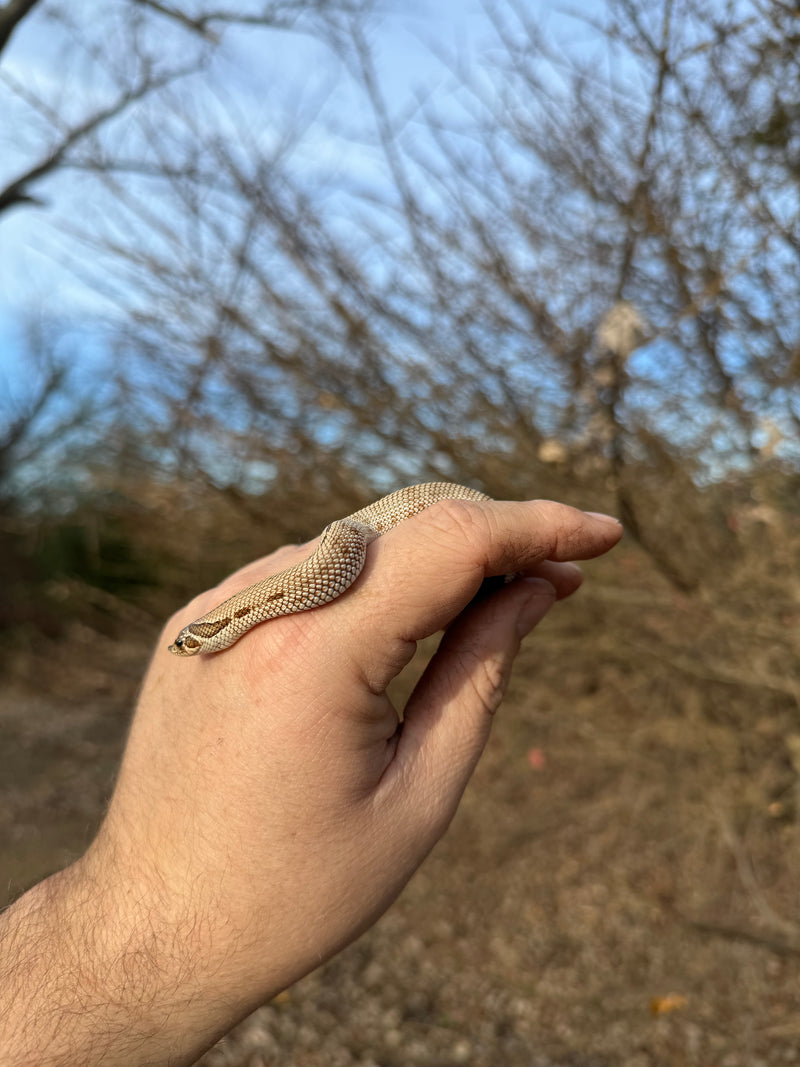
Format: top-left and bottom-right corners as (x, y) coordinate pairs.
(169, 482), (490, 656)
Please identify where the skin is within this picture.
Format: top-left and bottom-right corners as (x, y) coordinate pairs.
(0, 497), (622, 1067)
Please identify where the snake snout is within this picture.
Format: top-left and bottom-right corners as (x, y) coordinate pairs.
(168, 631), (203, 656)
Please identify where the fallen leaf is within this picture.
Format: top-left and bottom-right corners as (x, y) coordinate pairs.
(650, 993), (688, 1016)
(527, 747), (546, 771)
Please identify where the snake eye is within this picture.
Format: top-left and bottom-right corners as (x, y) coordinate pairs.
(175, 637), (184, 647)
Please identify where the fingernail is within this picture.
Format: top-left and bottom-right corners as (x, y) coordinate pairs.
(515, 579), (556, 639)
(584, 511), (622, 525)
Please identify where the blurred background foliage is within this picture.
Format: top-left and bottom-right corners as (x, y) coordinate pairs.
(1, 0), (799, 620)
(1, 0), (797, 647)
(1, 1), (799, 1062)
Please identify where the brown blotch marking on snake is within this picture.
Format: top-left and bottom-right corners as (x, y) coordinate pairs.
(265, 592), (285, 602)
(234, 606), (252, 618)
(188, 618), (232, 638)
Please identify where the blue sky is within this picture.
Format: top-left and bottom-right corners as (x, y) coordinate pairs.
(0, 1), (604, 333)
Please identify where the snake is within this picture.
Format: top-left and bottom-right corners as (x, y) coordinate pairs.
(168, 482), (491, 656)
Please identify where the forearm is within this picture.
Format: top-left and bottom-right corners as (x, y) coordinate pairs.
(0, 850), (248, 1067)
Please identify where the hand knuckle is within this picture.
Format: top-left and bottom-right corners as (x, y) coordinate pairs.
(415, 497), (489, 552)
(463, 648), (507, 716)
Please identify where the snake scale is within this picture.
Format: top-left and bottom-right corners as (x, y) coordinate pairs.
(168, 482), (491, 656)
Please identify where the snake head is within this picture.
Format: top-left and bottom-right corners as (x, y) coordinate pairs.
(168, 627), (203, 656)
(168, 615), (233, 656)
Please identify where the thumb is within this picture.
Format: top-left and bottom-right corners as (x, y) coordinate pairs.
(390, 577), (556, 836)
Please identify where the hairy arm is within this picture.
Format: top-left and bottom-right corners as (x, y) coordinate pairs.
(0, 847), (239, 1065)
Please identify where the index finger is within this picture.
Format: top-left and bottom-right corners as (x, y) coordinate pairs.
(341, 497), (622, 643)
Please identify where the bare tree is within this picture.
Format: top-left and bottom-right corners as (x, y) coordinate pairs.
(3, 0), (798, 578)
(73, 3), (797, 504)
(0, 0), (377, 510)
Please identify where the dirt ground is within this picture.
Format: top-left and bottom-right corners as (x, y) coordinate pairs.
(2, 540), (799, 1066)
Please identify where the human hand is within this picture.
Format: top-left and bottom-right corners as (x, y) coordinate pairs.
(0, 497), (621, 1067)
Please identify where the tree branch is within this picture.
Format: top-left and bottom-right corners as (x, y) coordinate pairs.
(0, 61), (199, 216)
(0, 0), (41, 58)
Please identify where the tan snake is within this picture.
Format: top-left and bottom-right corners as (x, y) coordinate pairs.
(168, 482), (491, 656)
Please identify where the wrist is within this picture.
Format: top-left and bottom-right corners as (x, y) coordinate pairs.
(0, 845), (259, 1067)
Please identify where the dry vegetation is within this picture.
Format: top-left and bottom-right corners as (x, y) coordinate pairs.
(1, 0), (799, 1063)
